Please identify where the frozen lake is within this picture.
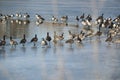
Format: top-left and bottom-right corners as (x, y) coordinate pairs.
(0, 0), (120, 80)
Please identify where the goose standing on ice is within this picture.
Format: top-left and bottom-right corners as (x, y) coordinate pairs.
(76, 16), (79, 22)
(86, 14), (92, 22)
(51, 16), (58, 24)
(41, 38), (48, 48)
(105, 33), (112, 45)
(10, 36), (18, 48)
(80, 13), (85, 20)
(58, 33), (64, 41)
(61, 15), (68, 23)
(53, 31), (64, 43)
(20, 34), (27, 46)
(68, 30), (76, 39)
(23, 13), (30, 19)
(95, 23), (102, 37)
(75, 35), (82, 44)
(65, 38), (74, 47)
(46, 32), (52, 46)
(0, 35), (6, 47)
(35, 14), (45, 20)
(15, 12), (22, 19)
(35, 14), (45, 24)
(31, 34), (38, 46)
(95, 13), (104, 24)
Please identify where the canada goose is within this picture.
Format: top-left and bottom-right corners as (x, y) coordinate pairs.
(68, 30), (76, 39)
(65, 38), (74, 47)
(35, 14), (44, 20)
(75, 35), (82, 43)
(58, 33), (64, 41)
(20, 34), (27, 46)
(15, 13), (22, 18)
(80, 13), (85, 20)
(76, 16), (79, 22)
(96, 13), (104, 24)
(105, 33), (112, 45)
(95, 23), (102, 37)
(86, 14), (92, 22)
(10, 36), (18, 48)
(0, 35), (6, 47)
(46, 32), (52, 46)
(23, 13), (30, 19)
(31, 34), (38, 46)
(61, 16), (68, 22)
(53, 31), (64, 43)
(41, 38), (48, 48)
(79, 33), (86, 40)
(51, 16), (58, 23)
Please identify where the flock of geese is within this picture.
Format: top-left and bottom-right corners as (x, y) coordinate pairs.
(0, 12), (69, 25)
(0, 28), (120, 48)
(0, 13), (120, 48)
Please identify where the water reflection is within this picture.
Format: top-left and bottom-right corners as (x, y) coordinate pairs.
(75, 42), (84, 48)
(0, 19), (30, 38)
(20, 47), (26, 54)
(0, 48), (6, 59)
(9, 48), (17, 53)
(31, 46), (38, 55)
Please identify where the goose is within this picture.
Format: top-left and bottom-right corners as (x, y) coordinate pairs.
(51, 16), (58, 23)
(46, 32), (52, 46)
(10, 14), (15, 18)
(68, 30), (76, 39)
(76, 16), (79, 22)
(113, 17), (120, 23)
(61, 16), (68, 22)
(86, 14), (92, 22)
(86, 19), (92, 26)
(6, 14), (14, 19)
(101, 19), (109, 28)
(113, 15), (120, 23)
(80, 13), (85, 20)
(41, 38), (48, 48)
(108, 22), (114, 29)
(105, 33), (112, 45)
(23, 13), (30, 19)
(10, 36), (18, 48)
(58, 33), (64, 41)
(35, 14), (45, 21)
(20, 34), (27, 46)
(65, 38), (74, 47)
(0, 35), (6, 47)
(75, 35), (82, 43)
(81, 19), (87, 26)
(79, 33), (86, 40)
(31, 34), (38, 46)
(96, 13), (104, 24)
(15, 13), (22, 18)
(53, 32), (64, 44)
(53, 31), (64, 42)
(95, 23), (102, 37)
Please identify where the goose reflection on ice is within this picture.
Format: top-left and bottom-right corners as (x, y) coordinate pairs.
(0, 48), (6, 59)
